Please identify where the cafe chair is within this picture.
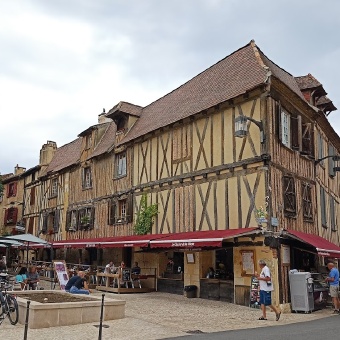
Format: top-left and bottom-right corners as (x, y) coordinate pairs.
(131, 274), (142, 289)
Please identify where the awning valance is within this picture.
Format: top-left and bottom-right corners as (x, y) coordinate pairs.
(149, 227), (259, 249)
(33, 227), (260, 250)
(284, 229), (340, 258)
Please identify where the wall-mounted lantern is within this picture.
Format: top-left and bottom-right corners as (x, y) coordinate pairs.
(235, 115), (265, 143)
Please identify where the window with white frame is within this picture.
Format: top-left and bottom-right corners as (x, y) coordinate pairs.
(281, 111), (291, 148)
(115, 152), (127, 177)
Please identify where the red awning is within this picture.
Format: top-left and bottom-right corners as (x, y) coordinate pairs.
(49, 234), (167, 249)
(149, 228), (260, 249)
(285, 230), (340, 258)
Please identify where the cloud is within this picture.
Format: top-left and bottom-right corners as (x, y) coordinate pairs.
(0, 0), (340, 174)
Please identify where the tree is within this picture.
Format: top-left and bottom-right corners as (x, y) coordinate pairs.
(134, 194), (158, 235)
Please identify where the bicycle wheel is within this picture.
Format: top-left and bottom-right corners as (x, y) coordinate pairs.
(6, 295), (19, 325)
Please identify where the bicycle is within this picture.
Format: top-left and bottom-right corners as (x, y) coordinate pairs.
(0, 274), (19, 325)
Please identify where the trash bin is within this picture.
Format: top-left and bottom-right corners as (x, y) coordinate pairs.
(184, 285), (197, 298)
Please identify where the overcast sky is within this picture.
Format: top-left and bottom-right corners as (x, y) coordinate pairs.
(1, 0), (339, 175)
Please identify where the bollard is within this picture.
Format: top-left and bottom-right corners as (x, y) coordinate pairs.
(98, 293), (105, 340)
(23, 300), (31, 340)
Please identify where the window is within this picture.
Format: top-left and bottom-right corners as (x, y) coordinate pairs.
(115, 153), (127, 177)
(320, 187), (327, 228)
(7, 182), (17, 197)
(50, 178), (58, 197)
(78, 207), (94, 230)
(277, 102), (314, 157)
(41, 210), (60, 234)
(108, 195), (133, 225)
(82, 167), (92, 189)
(283, 176), (296, 216)
(4, 207), (18, 225)
(330, 197), (337, 231)
(66, 210), (79, 231)
(281, 111), (291, 148)
(302, 183), (313, 221)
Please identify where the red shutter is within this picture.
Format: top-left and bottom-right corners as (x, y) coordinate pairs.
(4, 209), (8, 224)
(12, 207), (18, 224)
(13, 182), (17, 196)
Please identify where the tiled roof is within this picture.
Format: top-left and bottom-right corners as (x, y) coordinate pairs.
(42, 138), (82, 175)
(88, 122), (116, 160)
(258, 51), (306, 101)
(295, 74), (322, 90)
(119, 41), (311, 145)
(107, 101), (142, 117)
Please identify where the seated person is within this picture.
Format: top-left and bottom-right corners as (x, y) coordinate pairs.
(131, 262), (141, 275)
(15, 267), (28, 290)
(69, 274), (91, 295)
(206, 267), (215, 279)
(27, 266), (40, 290)
(0, 260), (7, 272)
(65, 271), (85, 292)
(105, 261), (116, 274)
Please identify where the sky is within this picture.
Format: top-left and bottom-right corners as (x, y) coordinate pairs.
(0, 0), (339, 175)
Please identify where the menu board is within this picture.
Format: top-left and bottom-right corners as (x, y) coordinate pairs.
(250, 276), (260, 308)
(53, 260), (69, 290)
(122, 268), (131, 282)
(241, 251), (255, 275)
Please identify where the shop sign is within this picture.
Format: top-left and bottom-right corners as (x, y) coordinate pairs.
(171, 242), (195, 248)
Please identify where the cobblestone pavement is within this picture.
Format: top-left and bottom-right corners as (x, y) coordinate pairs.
(0, 290), (333, 340)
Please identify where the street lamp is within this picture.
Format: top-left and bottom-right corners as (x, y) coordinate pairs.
(315, 155), (340, 174)
(235, 115), (265, 143)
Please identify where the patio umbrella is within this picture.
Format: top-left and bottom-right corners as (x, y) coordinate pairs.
(0, 234), (51, 267)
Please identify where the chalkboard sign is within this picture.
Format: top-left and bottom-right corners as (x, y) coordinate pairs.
(122, 268), (131, 282)
(250, 276), (260, 309)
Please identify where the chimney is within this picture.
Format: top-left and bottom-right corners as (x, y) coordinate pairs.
(98, 108), (112, 124)
(14, 164), (26, 175)
(39, 141), (57, 166)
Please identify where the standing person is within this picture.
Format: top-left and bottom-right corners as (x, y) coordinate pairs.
(69, 273), (91, 295)
(325, 261), (340, 313)
(255, 260), (281, 321)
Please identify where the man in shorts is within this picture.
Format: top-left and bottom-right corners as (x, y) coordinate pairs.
(325, 261), (340, 314)
(255, 259), (281, 321)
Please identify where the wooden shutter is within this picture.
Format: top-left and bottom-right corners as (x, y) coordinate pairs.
(283, 176), (296, 216)
(301, 123), (312, 155)
(108, 199), (116, 225)
(310, 128), (315, 158)
(65, 211), (71, 231)
(328, 145), (335, 177)
(330, 197), (336, 231)
(90, 207), (95, 229)
(302, 183), (313, 220)
(53, 210), (60, 232)
(30, 186), (36, 206)
(317, 133), (323, 162)
(12, 207), (18, 224)
(4, 209), (8, 224)
(42, 214), (48, 233)
(291, 116), (300, 150)
(276, 101), (282, 142)
(126, 194), (133, 223)
(28, 217), (34, 234)
(320, 187), (327, 228)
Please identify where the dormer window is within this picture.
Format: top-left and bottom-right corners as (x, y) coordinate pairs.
(116, 117), (126, 132)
